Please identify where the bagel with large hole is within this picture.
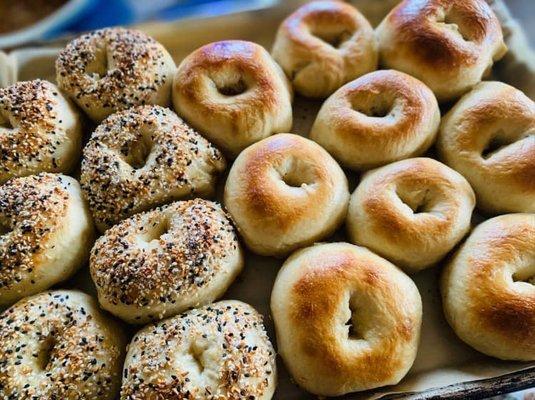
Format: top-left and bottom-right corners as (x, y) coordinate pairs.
(271, 242), (422, 396)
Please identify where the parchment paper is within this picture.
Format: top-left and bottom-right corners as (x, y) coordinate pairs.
(0, 1), (533, 398)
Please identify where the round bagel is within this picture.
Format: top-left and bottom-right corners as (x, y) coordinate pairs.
(0, 173), (94, 307)
(80, 105), (225, 231)
(0, 290), (125, 400)
(438, 81), (535, 214)
(272, 0), (377, 98)
(224, 133), (349, 257)
(376, 0), (507, 102)
(0, 80), (82, 183)
(310, 70), (440, 170)
(172, 40), (293, 156)
(121, 300), (276, 400)
(347, 158), (475, 272)
(56, 27), (176, 122)
(90, 199), (243, 324)
(271, 242), (422, 396)
(441, 214), (535, 361)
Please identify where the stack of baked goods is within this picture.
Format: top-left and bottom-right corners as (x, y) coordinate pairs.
(0, 0), (533, 398)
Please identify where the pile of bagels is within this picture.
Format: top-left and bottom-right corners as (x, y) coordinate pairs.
(0, 0), (533, 398)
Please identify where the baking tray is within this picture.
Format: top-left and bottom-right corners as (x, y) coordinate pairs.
(0, 0), (534, 398)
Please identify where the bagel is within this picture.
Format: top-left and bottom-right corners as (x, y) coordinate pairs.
(310, 70), (440, 170)
(0, 173), (94, 306)
(441, 214), (535, 361)
(224, 133), (349, 257)
(0, 79), (82, 183)
(376, 0), (507, 102)
(438, 81), (535, 214)
(90, 199), (243, 324)
(0, 290), (125, 400)
(121, 300), (276, 400)
(347, 158), (475, 272)
(80, 105), (225, 231)
(172, 40), (293, 156)
(271, 242), (422, 396)
(56, 27), (176, 122)
(272, 0), (377, 98)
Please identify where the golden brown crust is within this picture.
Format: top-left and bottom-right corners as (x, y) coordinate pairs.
(271, 242), (422, 396)
(224, 133), (349, 256)
(347, 158), (475, 272)
(56, 28), (176, 122)
(0, 290), (125, 400)
(310, 70), (440, 170)
(441, 214), (535, 360)
(272, 0), (377, 98)
(172, 40), (292, 156)
(376, 0), (507, 102)
(438, 81), (535, 214)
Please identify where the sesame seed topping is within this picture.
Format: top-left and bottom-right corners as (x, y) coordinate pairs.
(80, 105), (226, 231)
(90, 199), (241, 323)
(121, 301), (275, 400)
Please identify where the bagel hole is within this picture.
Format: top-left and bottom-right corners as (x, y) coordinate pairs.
(189, 342), (206, 374)
(216, 77), (248, 96)
(397, 188), (431, 214)
(481, 133), (518, 160)
(124, 133), (153, 169)
(345, 301), (362, 340)
(0, 115), (13, 129)
(36, 335), (55, 371)
(142, 217), (170, 243)
(276, 157), (316, 188)
(351, 96), (393, 118)
(0, 220), (11, 236)
(311, 28), (353, 49)
(513, 269), (535, 285)
(437, 8), (473, 42)
(85, 46), (109, 78)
